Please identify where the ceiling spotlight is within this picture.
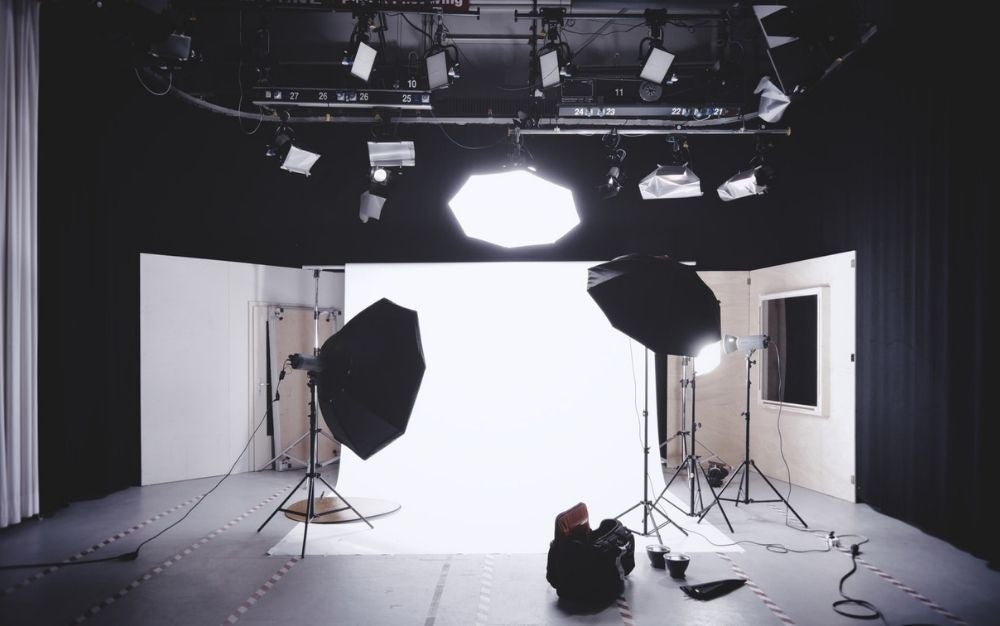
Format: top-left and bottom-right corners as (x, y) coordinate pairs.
(638, 9), (674, 84)
(426, 49), (450, 90)
(598, 131), (627, 200)
(600, 166), (624, 200)
(718, 138), (775, 201)
(717, 165), (774, 201)
(535, 16), (572, 89)
(351, 41), (378, 82)
(345, 15), (379, 82)
(266, 118), (319, 176)
(640, 46), (676, 84)
(638, 138), (702, 200)
(755, 76), (791, 122)
(639, 165), (702, 199)
(426, 47), (460, 90)
(425, 14), (460, 90)
(359, 190), (387, 223)
(368, 141), (416, 168)
(370, 166), (390, 184)
(281, 146), (321, 176)
(538, 47), (562, 88)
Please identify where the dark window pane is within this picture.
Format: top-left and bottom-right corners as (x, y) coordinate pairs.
(763, 294), (818, 407)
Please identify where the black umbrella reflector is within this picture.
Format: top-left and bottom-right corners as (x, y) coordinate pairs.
(587, 254), (720, 357)
(315, 298), (426, 460)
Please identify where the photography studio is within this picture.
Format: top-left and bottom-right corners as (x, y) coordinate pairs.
(0, 1), (995, 625)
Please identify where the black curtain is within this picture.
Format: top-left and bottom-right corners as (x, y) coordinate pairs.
(768, 12), (995, 564)
(37, 7), (142, 511)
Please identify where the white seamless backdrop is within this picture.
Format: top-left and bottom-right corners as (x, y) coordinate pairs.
(339, 262), (655, 548)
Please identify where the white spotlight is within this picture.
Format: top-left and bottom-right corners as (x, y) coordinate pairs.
(426, 50), (449, 90)
(448, 169), (579, 248)
(350, 41), (378, 82)
(367, 141), (416, 167)
(639, 46), (675, 84)
(717, 166), (771, 201)
(538, 48), (561, 88)
(359, 190), (387, 223)
(638, 165), (703, 200)
(280, 145), (320, 177)
(723, 334), (770, 354)
(755, 76), (791, 122)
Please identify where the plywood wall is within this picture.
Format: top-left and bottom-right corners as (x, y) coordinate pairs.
(663, 252), (856, 503)
(663, 272), (750, 479)
(749, 251), (856, 502)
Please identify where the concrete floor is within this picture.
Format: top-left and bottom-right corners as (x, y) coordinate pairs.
(1, 468), (997, 626)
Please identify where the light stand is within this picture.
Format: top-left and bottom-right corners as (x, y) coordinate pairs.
(257, 372), (373, 558)
(614, 349), (688, 542)
(257, 269), (340, 471)
(698, 348), (807, 528)
(655, 358), (733, 533)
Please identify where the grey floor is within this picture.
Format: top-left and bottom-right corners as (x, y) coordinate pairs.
(1, 467), (997, 626)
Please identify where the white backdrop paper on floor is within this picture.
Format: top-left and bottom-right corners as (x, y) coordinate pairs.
(269, 262), (739, 555)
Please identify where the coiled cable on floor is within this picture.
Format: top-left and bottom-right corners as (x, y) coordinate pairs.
(832, 544), (887, 623)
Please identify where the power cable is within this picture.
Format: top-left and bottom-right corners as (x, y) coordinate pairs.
(133, 67), (172, 96)
(832, 545), (888, 622)
(237, 9), (264, 135)
(0, 363), (291, 571)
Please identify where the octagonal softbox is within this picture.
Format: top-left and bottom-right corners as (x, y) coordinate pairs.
(315, 298), (426, 460)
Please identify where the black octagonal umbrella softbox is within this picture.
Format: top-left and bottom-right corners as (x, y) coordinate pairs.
(586, 254), (720, 357)
(315, 298), (426, 460)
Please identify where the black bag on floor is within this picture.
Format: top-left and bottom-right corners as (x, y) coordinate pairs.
(546, 509), (636, 606)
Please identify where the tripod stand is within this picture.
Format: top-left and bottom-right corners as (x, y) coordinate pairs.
(257, 373), (373, 558)
(614, 349), (688, 543)
(655, 358), (733, 533)
(698, 350), (807, 528)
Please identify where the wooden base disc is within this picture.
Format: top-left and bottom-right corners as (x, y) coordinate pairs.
(283, 496), (400, 524)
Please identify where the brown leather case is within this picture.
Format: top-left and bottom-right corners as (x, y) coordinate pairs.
(555, 502), (592, 539)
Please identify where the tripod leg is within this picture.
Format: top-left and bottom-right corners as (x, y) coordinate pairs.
(317, 476), (375, 529)
(653, 459), (688, 507)
(256, 430), (311, 471)
(706, 461), (747, 508)
(257, 473), (309, 533)
(695, 463), (734, 533)
(301, 475), (316, 559)
(750, 461), (808, 528)
(644, 502), (664, 544)
(614, 501), (645, 524)
(651, 502), (689, 537)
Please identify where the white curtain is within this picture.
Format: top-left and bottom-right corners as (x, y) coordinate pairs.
(0, 0), (40, 527)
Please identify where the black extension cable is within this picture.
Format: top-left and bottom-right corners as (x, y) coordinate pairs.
(0, 365), (290, 571)
(832, 544), (887, 622)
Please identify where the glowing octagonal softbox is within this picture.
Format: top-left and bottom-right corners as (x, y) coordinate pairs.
(448, 169), (580, 248)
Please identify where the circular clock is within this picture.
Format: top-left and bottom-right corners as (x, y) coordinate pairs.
(639, 81), (663, 102)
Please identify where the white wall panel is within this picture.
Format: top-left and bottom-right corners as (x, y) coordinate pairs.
(140, 254), (343, 485)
